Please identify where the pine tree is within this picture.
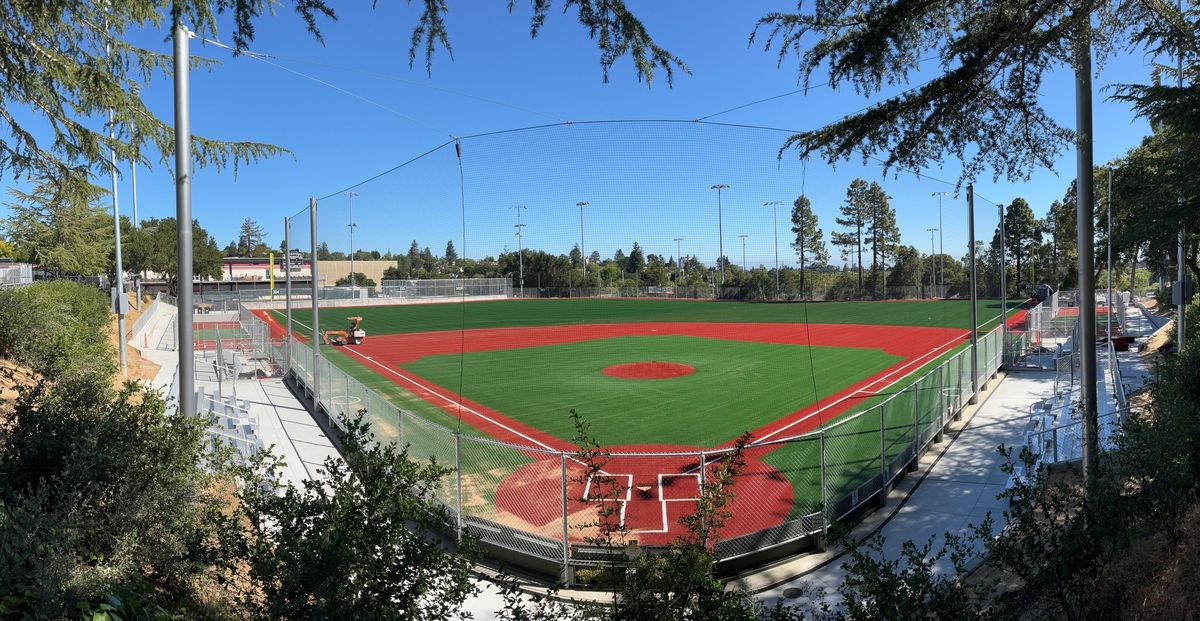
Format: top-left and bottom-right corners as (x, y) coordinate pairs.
(626, 242), (645, 274)
(1004, 198), (1041, 287)
(832, 179), (870, 293)
(1, 178), (111, 277)
(445, 240), (458, 265)
(864, 182), (900, 295)
(237, 218), (266, 256)
(790, 195), (828, 296)
(407, 240), (422, 276)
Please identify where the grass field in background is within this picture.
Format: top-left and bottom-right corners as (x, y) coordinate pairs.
(278, 297), (1021, 338)
(400, 336), (902, 447)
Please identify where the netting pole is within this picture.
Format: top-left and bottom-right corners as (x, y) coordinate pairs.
(309, 197), (322, 416)
(967, 184), (980, 405)
(454, 432), (463, 542)
(878, 406), (887, 507)
(560, 452), (570, 585)
(284, 215), (292, 378)
(999, 199), (1008, 371)
(698, 451), (708, 534)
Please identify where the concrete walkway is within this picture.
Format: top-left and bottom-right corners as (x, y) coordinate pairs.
(752, 371), (1054, 610)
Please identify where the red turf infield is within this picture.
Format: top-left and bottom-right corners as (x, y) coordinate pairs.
(602, 361), (695, 379)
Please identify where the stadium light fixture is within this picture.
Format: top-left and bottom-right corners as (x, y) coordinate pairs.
(673, 237), (684, 284)
(347, 191), (358, 294)
(764, 201), (784, 298)
(738, 234), (749, 272)
(576, 201), (589, 284)
(514, 204), (527, 297)
(711, 184), (729, 285)
(931, 192), (947, 293)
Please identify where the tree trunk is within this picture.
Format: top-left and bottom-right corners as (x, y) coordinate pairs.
(856, 224), (863, 295)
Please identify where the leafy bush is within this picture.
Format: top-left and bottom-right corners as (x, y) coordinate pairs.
(0, 280), (113, 390)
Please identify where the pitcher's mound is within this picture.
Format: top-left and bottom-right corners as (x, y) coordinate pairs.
(602, 361), (695, 380)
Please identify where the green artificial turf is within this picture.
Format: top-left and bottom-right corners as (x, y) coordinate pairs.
(277, 297), (1022, 339)
(194, 327), (249, 341)
(399, 335), (902, 448)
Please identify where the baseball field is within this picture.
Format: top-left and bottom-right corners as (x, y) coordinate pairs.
(257, 297), (1023, 545)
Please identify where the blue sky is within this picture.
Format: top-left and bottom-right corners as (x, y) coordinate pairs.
(4, 2), (1161, 269)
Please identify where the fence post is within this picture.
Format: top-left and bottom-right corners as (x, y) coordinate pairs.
(454, 432), (463, 542)
(698, 451), (708, 534)
(936, 364), (945, 443)
(560, 452), (570, 585)
(397, 408), (405, 446)
(819, 432), (829, 546)
(309, 197), (322, 418)
(1053, 427), (1059, 463)
(909, 384), (920, 472)
(283, 215), (291, 379)
(878, 406), (887, 507)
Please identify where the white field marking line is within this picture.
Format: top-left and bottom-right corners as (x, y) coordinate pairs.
(291, 318), (564, 453)
(755, 331), (968, 444)
(658, 473), (702, 502)
(582, 473), (633, 502)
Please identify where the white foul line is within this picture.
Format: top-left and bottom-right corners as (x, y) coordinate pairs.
(755, 331), (969, 443)
(287, 317), (560, 452)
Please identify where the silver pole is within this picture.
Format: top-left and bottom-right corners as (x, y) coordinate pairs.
(765, 201), (783, 297)
(514, 205), (527, 297)
(936, 192), (945, 294)
(674, 237), (683, 284)
(131, 150), (141, 303)
(711, 184), (729, 285)
(927, 228), (937, 298)
(105, 17), (127, 379)
(560, 452), (570, 584)
(347, 191), (357, 296)
(967, 184), (979, 405)
(284, 216), (292, 375)
(1177, 2), (1187, 351)
(1000, 200), (1007, 366)
(1074, 18), (1099, 480)
(878, 406), (887, 507)
(577, 201), (588, 286)
(1107, 167), (1113, 342)
(173, 21), (194, 417)
(310, 197), (322, 410)
(739, 234), (748, 272)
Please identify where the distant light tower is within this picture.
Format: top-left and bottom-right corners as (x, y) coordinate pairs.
(931, 192), (947, 293)
(576, 201), (589, 283)
(513, 205), (527, 297)
(926, 228), (939, 298)
(764, 201), (784, 297)
(673, 237), (684, 283)
(711, 184), (730, 285)
(347, 191), (358, 294)
(738, 234), (749, 272)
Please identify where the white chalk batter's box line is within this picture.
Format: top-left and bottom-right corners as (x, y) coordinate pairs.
(581, 473), (701, 503)
(580, 473), (704, 534)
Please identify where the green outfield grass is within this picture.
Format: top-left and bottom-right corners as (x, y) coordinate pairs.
(400, 335), (903, 447)
(278, 297), (1022, 338)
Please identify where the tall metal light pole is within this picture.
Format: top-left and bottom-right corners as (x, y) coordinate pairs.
(673, 237), (684, 283)
(738, 234), (749, 272)
(967, 184), (979, 405)
(346, 191), (358, 295)
(1177, 0), (1188, 352)
(576, 201), (589, 286)
(1107, 167), (1114, 342)
(173, 20), (195, 418)
(513, 205), (527, 297)
(932, 192), (946, 295)
(104, 13), (127, 379)
(1074, 13), (1099, 479)
(765, 201), (784, 298)
(711, 184), (729, 285)
(926, 228), (938, 298)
